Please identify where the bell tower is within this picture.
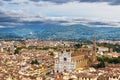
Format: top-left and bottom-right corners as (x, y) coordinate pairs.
(92, 35), (97, 62)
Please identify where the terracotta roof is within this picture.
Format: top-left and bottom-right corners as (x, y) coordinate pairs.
(71, 52), (84, 57)
(107, 52), (120, 57)
(99, 46), (108, 48)
(77, 73), (97, 78)
(79, 48), (93, 50)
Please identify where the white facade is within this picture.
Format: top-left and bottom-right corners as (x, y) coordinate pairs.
(54, 51), (75, 73)
(98, 47), (109, 52)
(97, 47), (109, 55)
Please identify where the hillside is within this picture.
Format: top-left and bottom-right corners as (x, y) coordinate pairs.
(0, 23), (120, 40)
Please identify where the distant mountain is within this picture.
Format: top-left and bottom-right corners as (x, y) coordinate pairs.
(0, 23), (120, 40)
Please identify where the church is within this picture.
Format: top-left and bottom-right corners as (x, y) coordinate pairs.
(54, 51), (88, 73)
(54, 36), (97, 73)
(54, 51), (76, 73)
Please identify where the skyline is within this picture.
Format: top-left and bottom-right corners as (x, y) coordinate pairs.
(0, 0), (120, 28)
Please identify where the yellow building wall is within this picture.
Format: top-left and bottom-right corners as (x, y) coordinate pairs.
(71, 55), (88, 69)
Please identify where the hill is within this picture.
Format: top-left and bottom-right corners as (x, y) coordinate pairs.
(0, 23), (120, 40)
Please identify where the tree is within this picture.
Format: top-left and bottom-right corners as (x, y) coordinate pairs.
(14, 49), (19, 54)
(30, 59), (39, 65)
(96, 61), (105, 68)
(50, 51), (54, 56)
(74, 43), (82, 49)
(42, 46), (50, 50)
(97, 56), (120, 64)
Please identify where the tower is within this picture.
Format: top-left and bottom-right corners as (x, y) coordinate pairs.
(92, 35), (97, 62)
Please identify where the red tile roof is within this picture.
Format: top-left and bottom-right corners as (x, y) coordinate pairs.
(71, 52), (84, 57)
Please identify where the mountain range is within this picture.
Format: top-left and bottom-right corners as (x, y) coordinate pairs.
(0, 23), (120, 40)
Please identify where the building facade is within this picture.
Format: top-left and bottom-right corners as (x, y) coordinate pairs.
(54, 51), (76, 73)
(54, 36), (97, 80)
(54, 51), (88, 73)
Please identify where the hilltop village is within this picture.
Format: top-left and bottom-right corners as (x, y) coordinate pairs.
(0, 39), (120, 80)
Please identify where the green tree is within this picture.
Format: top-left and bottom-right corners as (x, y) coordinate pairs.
(42, 46), (50, 50)
(50, 51), (54, 56)
(14, 49), (19, 54)
(74, 44), (82, 49)
(97, 61), (105, 68)
(30, 59), (39, 65)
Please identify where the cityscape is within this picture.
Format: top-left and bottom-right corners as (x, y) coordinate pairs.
(0, 39), (120, 80)
(0, 0), (120, 80)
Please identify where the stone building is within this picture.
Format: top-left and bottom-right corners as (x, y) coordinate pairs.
(54, 51), (76, 73)
(54, 37), (97, 80)
(54, 51), (88, 73)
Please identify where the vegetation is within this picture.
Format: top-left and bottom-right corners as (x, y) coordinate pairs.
(96, 61), (105, 68)
(95, 56), (120, 68)
(30, 59), (39, 65)
(27, 46), (37, 49)
(41, 46), (58, 51)
(66, 49), (70, 52)
(14, 46), (25, 54)
(42, 46), (50, 50)
(80, 40), (92, 44)
(74, 43), (82, 49)
(97, 56), (120, 64)
(49, 51), (54, 56)
(14, 49), (19, 54)
(52, 47), (58, 50)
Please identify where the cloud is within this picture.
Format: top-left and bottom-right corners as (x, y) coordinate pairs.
(86, 21), (119, 27)
(29, 0), (120, 5)
(0, 9), (23, 22)
(30, 0), (71, 4)
(0, 8), (120, 28)
(0, 25), (7, 28)
(8, 2), (20, 5)
(0, 25), (14, 28)
(110, 0), (120, 5)
(0, 9), (25, 27)
(3, 0), (12, 1)
(87, 22), (113, 26)
(0, 1), (4, 6)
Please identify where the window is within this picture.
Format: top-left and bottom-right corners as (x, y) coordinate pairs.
(64, 69), (66, 72)
(64, 57), (67, 61)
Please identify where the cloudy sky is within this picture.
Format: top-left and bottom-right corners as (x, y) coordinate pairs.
(0, 0), (120, 28)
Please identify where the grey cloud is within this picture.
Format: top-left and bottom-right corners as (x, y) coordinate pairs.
(87, 21), (118, 27)
(0, 1), (4, 6)
(0, 9), (119, 28)
(0, 9), (48, 28)
(29, 0), (39, 2)
(88, 22), (111, 25)
(0, 11), (19, 23)
(79, 0), (120, 5)
(0, 10), (24, 27)
(29, 0), (120, 5)
(3, 0), (12, 1)
(110, 0), (120, 5)
(8, 2), (20, 5)
(30, 0), (73, 4)
(79, 0), (102, 2)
